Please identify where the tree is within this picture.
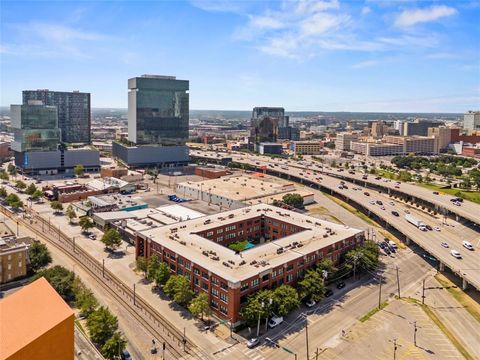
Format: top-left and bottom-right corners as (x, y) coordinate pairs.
(345, 240), (379, 275)
(25, 183), (37, 195)
(28, 241), (52, 272)
(147, 255), (161, 281)
(101, 228), (122, 251)
(31, 189), (43, 201)
(164, 275), (194, 305)
(271, 285), (300, 316)
(79, 217), (94, 233)
(66, 204), (77, 224)
(15, 180), (26, 190)
(0, 186), (7, 198)
(135, 256), (148, 278)
(154, 262), (171, 287)
(74, 164), (85, 177)
(298, 270), (325, 301)
(188, 292), (211, 320)
(31, 265), (75, 300)
(316, 258), (336, 280)
(87, 306), (119, 346)
(240, 289), (275, 324)
(6, 193), (23, 210)
(0, 171), (9, 181)
(101, 331), (126, 360)
(7, 163), (17, 176)
(282, 193), (304, 209)
(51, 200), (63, 213)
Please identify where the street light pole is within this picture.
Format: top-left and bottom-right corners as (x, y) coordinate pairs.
(257, 301), (264, 337)
(305, 317), (310, 360)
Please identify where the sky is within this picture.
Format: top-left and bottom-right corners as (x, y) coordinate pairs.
(1, 0), (479, 112)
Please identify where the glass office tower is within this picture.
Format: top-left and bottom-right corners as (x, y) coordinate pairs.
(11, 101), (61, 152)
(128, 75), (189, 146)
(23, 89), (91, 144)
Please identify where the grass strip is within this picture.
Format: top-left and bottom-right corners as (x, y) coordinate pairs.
(75, 319), (86, 335)
(359, 301), (389, 322)
(434, 274), (480, 323)
(417, 183), (480, 205)
(324, 194), (377, 226)
(401, 297), (474, 360)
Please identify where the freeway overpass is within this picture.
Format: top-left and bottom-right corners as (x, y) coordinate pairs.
(190, 150), (480, 291)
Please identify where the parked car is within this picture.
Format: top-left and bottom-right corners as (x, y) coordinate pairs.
(336, 282), (346, 289)
(122, 350), (132, 360)
(324, 289), (334, 297)
(462, 241), (474, 251)
(305, 299), (316, 308)
(391, 211), (399, 217)
(433, 227), (441, 232)
(425, 225), (433, 231)
(376, 200), (383, 205)
(88, 234), (96, 240)
(268, 316), (284, 329)
(450, 250), (462, 259)
(433, 191), (439, 195)
(441, 242), (449, 248)
(364, 192), (370, 196)
(247, 338), (260, 349)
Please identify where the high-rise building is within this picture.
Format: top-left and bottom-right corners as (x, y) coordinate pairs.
(112, 75), (190, 168)
(394, 120), (405, 136)
(10, 100), (99, 176)
(23, 89), (91, 144)
(371, 121), (387, 139)
(128, 75), (189, 146)
(403, 119), (441, 136)
(250, 107), (284, 146)
(335, 133), (359, 151)
(11, 100), (61, 152)
(464, 111), (480, 131)
(428, 126), (455, 152)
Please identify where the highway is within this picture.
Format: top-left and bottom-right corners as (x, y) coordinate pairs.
(190, 150), (480, 291)
(192, 149), (480, 226)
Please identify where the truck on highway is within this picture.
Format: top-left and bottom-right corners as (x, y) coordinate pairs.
(405, 214), (427, 231)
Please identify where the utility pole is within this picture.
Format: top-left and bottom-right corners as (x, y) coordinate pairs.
(422, 279), (426, 304)
(378, 274), (383, 308)
(315, 348), (319, 360)
(305, 317), (310, 360)
(413, 321), (418, 346)
(393, 339), (398, 360)
(133, 283), (136, 306)
(396, 266), (401, 298)
(183, 327), (186, 352)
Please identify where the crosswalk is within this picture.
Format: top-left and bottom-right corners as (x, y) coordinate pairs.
(213, 345), (265, 360)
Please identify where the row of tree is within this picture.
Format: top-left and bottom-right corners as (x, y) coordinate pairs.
(33, 265), (126, 359)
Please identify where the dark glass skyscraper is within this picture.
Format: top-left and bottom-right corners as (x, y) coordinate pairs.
(11, 100), (61, 152)
(22, 89), (91, 144)
(128, 75), (189, 146)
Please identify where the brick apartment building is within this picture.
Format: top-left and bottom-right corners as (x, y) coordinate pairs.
(135, 204), (364, 325)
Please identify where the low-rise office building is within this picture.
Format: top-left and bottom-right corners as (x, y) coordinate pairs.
(136, 204), (364, 325)
(0, 277), (74, 360)
(291, 141), (324, 156)
(176, 175), (300, 209)
(335, 133), (359, 151)
(258, 142), (283, 155)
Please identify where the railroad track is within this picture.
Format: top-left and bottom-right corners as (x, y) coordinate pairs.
(1, 206), (210, 360)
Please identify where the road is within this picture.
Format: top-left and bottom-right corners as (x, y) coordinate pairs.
(75, 324), (104, 360)
(191, 149), (480, 226)
(191, 150), (480, 290)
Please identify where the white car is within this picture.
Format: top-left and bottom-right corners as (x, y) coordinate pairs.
(462, 241), (474, 251)
(268, 316), (284, 328)
(450, 250), (462, 259)
(433, 227), (441, 232)
(369, 200), (376, 205)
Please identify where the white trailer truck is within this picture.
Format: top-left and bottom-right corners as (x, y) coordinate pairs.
(405, 214), (427, 231)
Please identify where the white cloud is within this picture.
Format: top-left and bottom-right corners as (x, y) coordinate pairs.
(300, 13), (350, 35)
(250, 15), (285, 30)
(394, 5), (457, 28)
(361, 6), (371, 15)
(351, 60), (380, 69)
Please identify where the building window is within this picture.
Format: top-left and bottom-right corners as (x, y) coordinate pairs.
(262, 274), (269, 282)
(217, 228), (223, 234)
(211, 300), (219, 308)
(216, 236), (223, 242)
(207, 231), (214, 237)
(272, 271), (277, 278)
(177, 268), (184, 275)
(193, 268), (200, 275)
(251, 279), (259, 288)
(185, 262), (191, 270)
(202, 282), (209, 291)
(194, 277), (199, 286)
(220, 293), (228, 303)
(212, 288), (219, 297)
(286, 274), (293, 282)
(287, 264), (293, 271)
(226, 233), (236, 240)
(220, 282), (228, 290)
(178, 258), (184, 266)
(240, 283), (249, 292)
(220, 306), (228, 315)
(202, 271), (209, 280)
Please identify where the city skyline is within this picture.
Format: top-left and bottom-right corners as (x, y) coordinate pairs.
(1, 0), (479, 112)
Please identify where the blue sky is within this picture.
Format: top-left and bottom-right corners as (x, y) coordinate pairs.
(1, 0), (479, 112)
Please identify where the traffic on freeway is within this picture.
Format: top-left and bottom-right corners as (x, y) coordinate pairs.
(191, 149), (480, 290)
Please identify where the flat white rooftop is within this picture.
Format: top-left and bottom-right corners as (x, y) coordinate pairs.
(155, 204), (205, 221)
(140, 204), (362, 284)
